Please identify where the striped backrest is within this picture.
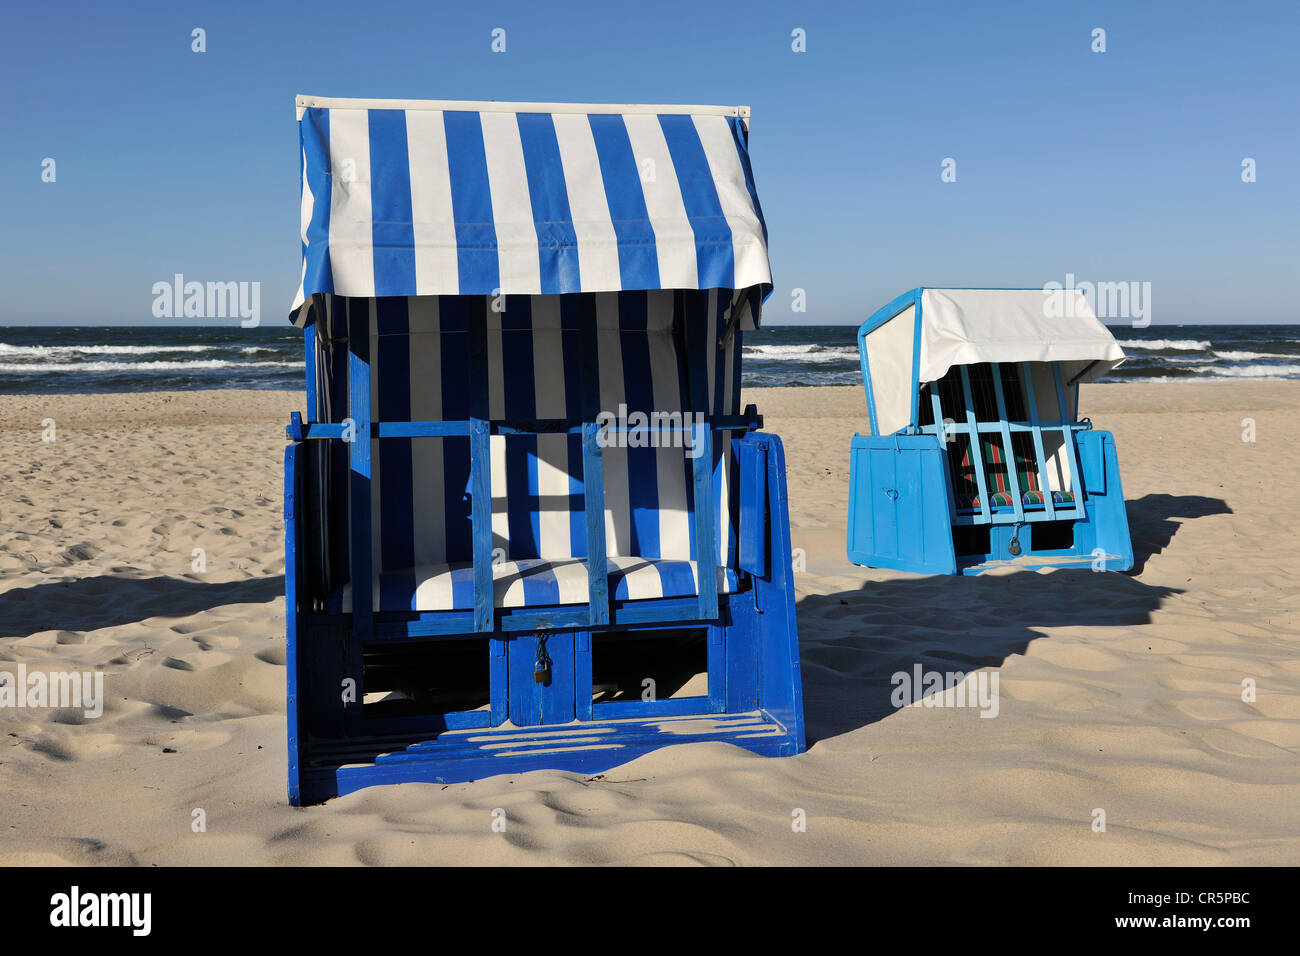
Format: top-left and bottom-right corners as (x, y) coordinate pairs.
(313, 289), (749, 578)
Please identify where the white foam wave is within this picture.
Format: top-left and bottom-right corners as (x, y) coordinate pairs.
(1120, 338), (1210, 351)
(743, 344), (858, 363)
(0, 343), (216, 357)
(1188, 364), (1300, 379)
(1210, 350), (1296, 361)
(0, 360), (303, 373)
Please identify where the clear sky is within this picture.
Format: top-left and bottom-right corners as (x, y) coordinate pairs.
(3, 0), (1296, 326)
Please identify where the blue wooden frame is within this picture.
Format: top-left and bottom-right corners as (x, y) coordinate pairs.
(285, 304), (805, 805)
(847, 288), (1134, 575)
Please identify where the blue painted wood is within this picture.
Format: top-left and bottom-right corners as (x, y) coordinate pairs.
(989, 363), (1026, 524)
(283, 440), (303, 805)
(748, 433), (805, 748)
(857, 327), (880, 435)
(285, 287), (806, 804)
(469, 417), (493, 633)
(304, 326), (318, 422)
(1020, 361), (1058, 521)
(723, 598), (756, 713)
(356, 592), (741, 641)
(738, 441), (767, 576)
(691, 421), (719, 621)
(1081, 428), (1106, 493)
(294, 417), (759, 441)
(501, 634), (574, 723)
(302, 729), (795, 803)
(1076, 429), (1134, 571)
(489, 638), (509, 726)
(846, 433), (956, 574)
(957, 365), (992, 525)
(1052, 363), (1088, 522)
(594, 696), (715, 719)
(706, 623), (725, 714)
(582, 423), (610, 627)
(347, 307), (372, 655)
(849, 290), (1135, 577)
(575, 631), (594, 721)
(855, 288), (923, 435)
(909, 293), (926, 430)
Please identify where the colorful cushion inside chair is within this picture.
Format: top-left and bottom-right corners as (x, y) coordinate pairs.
(950, 435), (1076, 511)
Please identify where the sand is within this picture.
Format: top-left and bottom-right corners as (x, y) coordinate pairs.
(1, 381), (1298, 865)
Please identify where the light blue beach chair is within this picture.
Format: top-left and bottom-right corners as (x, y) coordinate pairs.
(283, 96), (805, 805)
(847, 288), (1134, 575)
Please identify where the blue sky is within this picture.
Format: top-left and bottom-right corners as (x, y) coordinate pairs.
(3, 0), (1296, 325)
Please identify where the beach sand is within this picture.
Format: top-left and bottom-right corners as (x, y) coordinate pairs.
(1, 382), (1298, 865)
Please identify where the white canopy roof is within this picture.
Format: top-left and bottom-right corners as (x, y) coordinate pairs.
(290, 96), (772, 327)
(917, 288), (1125, 385)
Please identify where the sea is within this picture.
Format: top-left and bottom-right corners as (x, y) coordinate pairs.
(1, 323), (1298, 394)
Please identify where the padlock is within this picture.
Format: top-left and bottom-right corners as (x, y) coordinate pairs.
(533, 637), (552, 685)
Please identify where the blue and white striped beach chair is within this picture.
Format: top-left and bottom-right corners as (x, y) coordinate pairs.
(847, 288), (1135, 575)
(283, 96), (805, 805)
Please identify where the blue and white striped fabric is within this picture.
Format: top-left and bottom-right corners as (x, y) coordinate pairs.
(314, 288), (748, 610)
(333, 558), (740, 613)
(291, 98), (771, 325)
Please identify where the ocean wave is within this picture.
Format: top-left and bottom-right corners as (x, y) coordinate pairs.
(0, 359), (304, 373)
(1187, 364), (1300, 378)
(743, 344), (858, 363)
(0, 343), (216, 357)
(1119, 338), (1211, 351)
(1210, 349), (1297, 361)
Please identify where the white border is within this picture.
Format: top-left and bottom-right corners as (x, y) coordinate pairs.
(295, 95), (750, 128)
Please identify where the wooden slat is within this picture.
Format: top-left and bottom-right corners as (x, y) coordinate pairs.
(1020, 362), (1058, 520)
(957, 366), (992, 525)
(469, 417), (493, 633)
(738, 441), (767, 577)
(692, 421), (719, 620)
(347, 306), (372, 644)
(1052, 364), (1087, 520)
(583, 423), (609, 627)
(989, 363), (1025, 524)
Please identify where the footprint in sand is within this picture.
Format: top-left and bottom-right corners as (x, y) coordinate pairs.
(253, 646), (286, 666)
(32, 731), (125, 762)
(107, 647), (155, 666)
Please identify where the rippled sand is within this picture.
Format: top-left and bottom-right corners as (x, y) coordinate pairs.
(1, 382), (1297, 865)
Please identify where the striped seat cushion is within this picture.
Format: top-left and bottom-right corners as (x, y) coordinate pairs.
(331, 558), (739, 613)
(952, 434), (1074, 512)
(953, 489), (1076, 511)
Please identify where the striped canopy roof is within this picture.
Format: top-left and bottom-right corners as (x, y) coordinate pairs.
(291, 96), (772, 327)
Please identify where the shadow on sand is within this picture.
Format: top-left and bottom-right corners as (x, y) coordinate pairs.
(1, 574), (282, 639)
(1126, 493), (1232, 573)
(798, 493), (1228, 745)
